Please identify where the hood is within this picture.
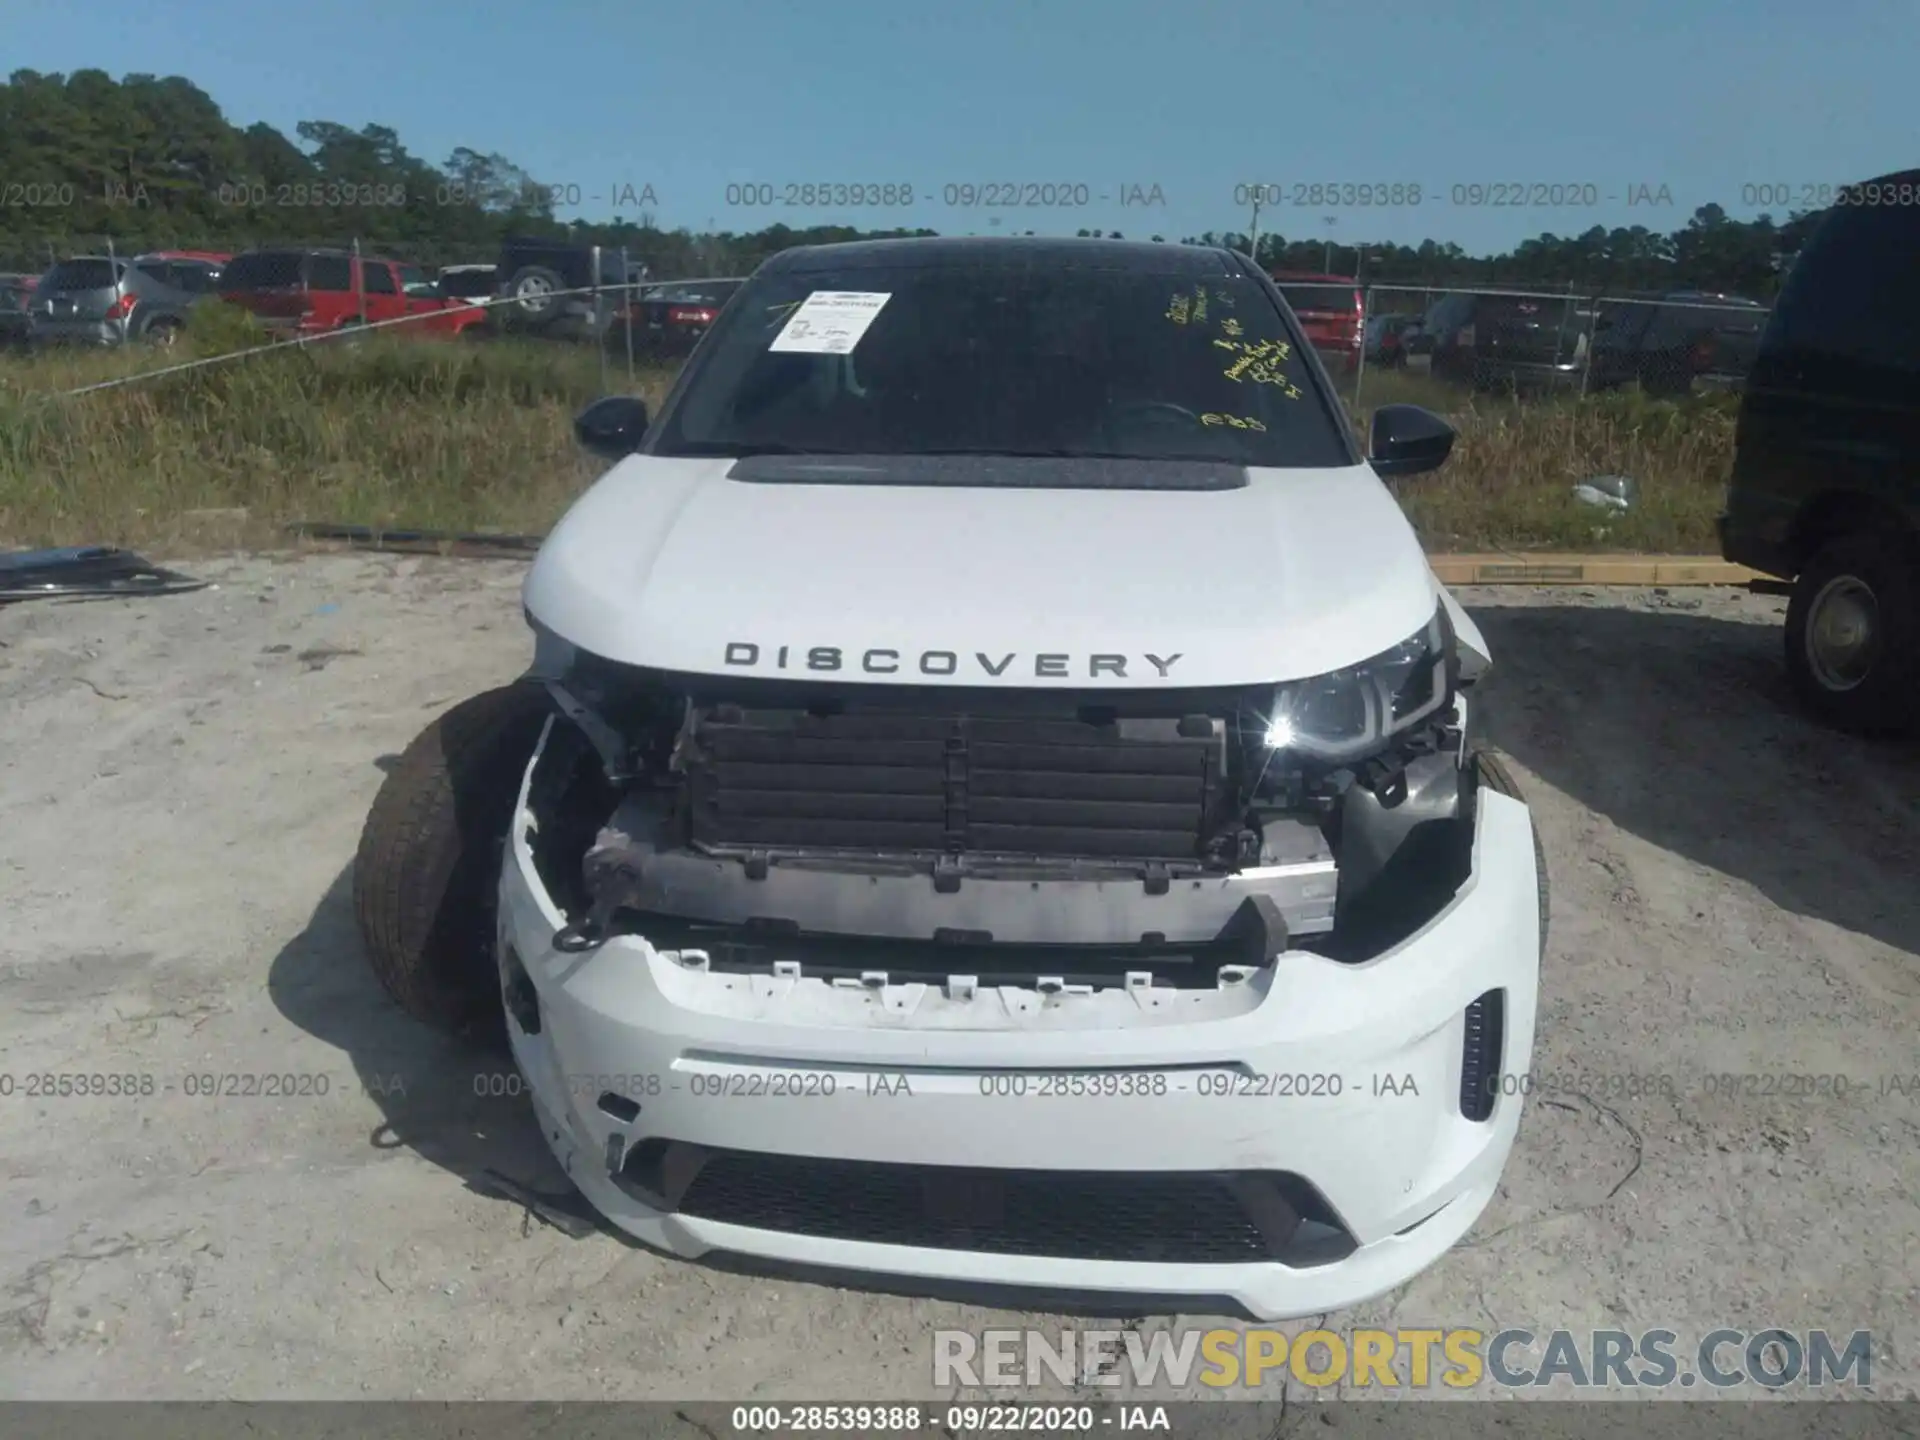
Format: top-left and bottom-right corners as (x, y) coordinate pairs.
(523, 455), (1442, 688)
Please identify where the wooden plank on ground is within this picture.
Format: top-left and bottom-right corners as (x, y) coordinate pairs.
(1427, 554), (1763, 586)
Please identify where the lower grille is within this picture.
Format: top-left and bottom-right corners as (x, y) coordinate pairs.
(630, 1144), (1355, 1266)
(687, 707), (1224, 864)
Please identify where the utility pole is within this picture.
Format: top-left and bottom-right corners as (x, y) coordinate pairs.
(1322, 215), (1338, 273)
(1245, 182), (1266, 269)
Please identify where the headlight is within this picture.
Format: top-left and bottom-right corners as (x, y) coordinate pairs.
(1264, 608), (1452, 763)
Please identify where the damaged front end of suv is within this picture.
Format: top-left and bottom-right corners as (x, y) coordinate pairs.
(524, 602), (1485, 986)
(355, 236), (1543, 1321)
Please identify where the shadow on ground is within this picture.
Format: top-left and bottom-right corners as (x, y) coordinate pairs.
(266, 855), (1211, 1318)
(266, 600), (1918, 1318)
(1470, 602), (1920, 964)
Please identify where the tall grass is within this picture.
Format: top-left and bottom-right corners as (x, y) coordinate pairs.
(1348, 367), (1736, 552)
(0, 321), (1734, 554)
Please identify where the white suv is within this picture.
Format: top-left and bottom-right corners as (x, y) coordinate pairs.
(354, 236), (1545, 1321)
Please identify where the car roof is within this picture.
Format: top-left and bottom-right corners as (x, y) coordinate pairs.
(1270, 271), (1358, 283)
(1852, 166), (1920, 187)
(230, 247), (406, 261)
(760, 235), (1243, 277)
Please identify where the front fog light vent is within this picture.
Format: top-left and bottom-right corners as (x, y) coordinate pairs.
(501, 942), (541, 1035)
(1459, 988), (1505, 1122)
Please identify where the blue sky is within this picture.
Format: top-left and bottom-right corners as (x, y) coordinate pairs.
(10, 0), (1913, 253)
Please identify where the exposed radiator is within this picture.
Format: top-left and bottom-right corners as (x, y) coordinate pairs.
(685, 706), (1226, 864)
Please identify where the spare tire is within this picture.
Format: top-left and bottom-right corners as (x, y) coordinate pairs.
(504, 264), (567, 326)
(352, 683), (553, 1039)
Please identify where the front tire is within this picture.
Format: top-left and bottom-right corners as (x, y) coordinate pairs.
(1784, 532), (1920, 736)
(352, 683), (553, 1038)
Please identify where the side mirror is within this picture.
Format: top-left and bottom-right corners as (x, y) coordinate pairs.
(574, 394), (650, 461)
(1368, 403), (1454, 477)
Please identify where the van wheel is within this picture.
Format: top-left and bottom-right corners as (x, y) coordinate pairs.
(352, 684), (553, 1040)
(143, 317), (182, 348)
(1785, 532), (1920, 736)
(1473, 748), (1548, 955)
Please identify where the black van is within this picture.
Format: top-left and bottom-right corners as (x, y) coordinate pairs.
(1718, 168), (1920, 735)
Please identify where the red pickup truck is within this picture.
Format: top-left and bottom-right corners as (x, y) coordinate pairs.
(218, 248), (486, 338)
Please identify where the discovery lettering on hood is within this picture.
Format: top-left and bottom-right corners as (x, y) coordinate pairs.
(722, 644), (1185, 680)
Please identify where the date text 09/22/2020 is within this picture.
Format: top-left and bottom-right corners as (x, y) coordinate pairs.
(4, 1068), (1916, 1103)
(721, 182), (1167, 209)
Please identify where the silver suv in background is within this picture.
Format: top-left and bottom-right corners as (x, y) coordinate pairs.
(28, 256), (201, 348)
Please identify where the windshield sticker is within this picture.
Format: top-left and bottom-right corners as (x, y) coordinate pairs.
(1212, 336), (1303, 397)
(769, 291), (891, 354)
(1201, 412), (1268, 432)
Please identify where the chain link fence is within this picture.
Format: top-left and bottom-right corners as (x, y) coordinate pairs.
(1, 231), (752, 394)
(1341, 283), (1771, 419)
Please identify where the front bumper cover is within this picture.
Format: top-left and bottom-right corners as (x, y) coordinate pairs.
(498, 720), (1541, 1320)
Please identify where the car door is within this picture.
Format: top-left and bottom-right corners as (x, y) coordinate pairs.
(356, 259), (405, 328)
(302, 253), (355, 328)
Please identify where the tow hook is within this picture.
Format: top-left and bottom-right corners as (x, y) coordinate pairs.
(552, 852), (647, 953)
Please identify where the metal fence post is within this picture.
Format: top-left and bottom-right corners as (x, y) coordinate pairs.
(352, 236), (366, 326)
(620, 245), (635, 384)
(593, 243), (607, 392)
(1578, 284), (1595, 399)
(1352, 285), (1372, 416)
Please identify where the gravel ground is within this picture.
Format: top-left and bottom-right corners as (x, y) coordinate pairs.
(0, 553), (1915, 1409)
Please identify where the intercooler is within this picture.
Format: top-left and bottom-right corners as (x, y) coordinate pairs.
(684, 705), (1230, 866)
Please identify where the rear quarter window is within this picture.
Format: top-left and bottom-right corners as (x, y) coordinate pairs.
(1278, 284), (1358, 314)
(220, 252), (305, 290)
(43, 260), (119, 290)
(307, 255), (353, 292)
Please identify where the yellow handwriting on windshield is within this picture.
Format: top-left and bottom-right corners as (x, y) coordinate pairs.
(1167, 285), (1215, 324)
(1201, 413), (1268, 432)
(1212, 337), (1303, 396)
(1219, 317), (1244, 337)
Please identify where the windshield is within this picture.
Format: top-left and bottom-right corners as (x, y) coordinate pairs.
(397, 264), (438, 297)
(43, 260), (119, 291)
(651, 279), (743, 304)
(655, 263), (1350, 468)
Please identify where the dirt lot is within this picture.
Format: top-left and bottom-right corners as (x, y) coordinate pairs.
(1, 553), (1915, 1405)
